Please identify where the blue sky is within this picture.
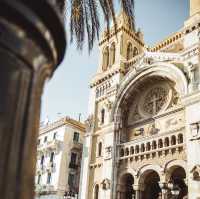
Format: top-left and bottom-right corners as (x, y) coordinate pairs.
(40, 0), (189, 123)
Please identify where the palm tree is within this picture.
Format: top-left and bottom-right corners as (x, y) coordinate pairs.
(0, 1), (135, 199)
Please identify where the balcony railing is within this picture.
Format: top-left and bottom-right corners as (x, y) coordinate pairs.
(35, 184), (55, 194)
(37, 139), (62, 152)
(72, 141), (82, 150)
(118, 130), (185, 162)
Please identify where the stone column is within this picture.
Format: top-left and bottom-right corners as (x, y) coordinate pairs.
(133, 184), (144, 199)
(159, 182), (168, 199)
(0, 1), (66, 199)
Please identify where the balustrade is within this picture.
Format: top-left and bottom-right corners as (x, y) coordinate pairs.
(118, 132), (184, 161)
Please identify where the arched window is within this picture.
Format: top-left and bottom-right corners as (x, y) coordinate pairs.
(164, 137), (169, 147)
(102, 47), (109, 71)
(120, 148), (124, 157)
(101, 109), (105, 124)
(133, 47), (139, 57)
(141, 144), (145, 152)
(130, 146), (134, 154)
(152, 141), (157, 150)
(94, 184), (99, 199)
(171, 135), (176, 145)
(158, 139), (163, 148)
(127, 43), (133, 60)
(146, 142), (151, 151)
(47, 172), (51, 184)
(110, 43), (115, 65)
(178, 134), (183, 144)
(50, 152), (54, 162)
(37, 174), (41, 184)
(98, 142), (102, 157)
(125, 148), (129, 156)
(41, 155), (44, 165)
(135, 145), (139, 153)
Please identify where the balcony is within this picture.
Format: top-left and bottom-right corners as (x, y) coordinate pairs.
(71, 141), (82, 151)
(118, 131), (185, 163)
(35, 184), (55, 194)
(37, 139), (62, 153)
(69, 162), (79, 169)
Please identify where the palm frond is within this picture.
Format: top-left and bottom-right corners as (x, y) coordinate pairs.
(55, 0), (135, 51)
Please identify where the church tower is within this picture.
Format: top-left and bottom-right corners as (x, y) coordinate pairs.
(79, 11), (145, 199)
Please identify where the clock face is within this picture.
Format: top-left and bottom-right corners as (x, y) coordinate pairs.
(143, 86), (168, 115)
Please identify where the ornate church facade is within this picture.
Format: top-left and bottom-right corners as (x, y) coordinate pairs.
(79, 1), (200, 198)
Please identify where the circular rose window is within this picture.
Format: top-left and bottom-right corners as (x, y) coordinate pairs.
(142, 86), (169, 115)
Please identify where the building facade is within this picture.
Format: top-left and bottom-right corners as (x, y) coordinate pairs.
(79, 1), (200, 199)
(35, 117), (85, 199)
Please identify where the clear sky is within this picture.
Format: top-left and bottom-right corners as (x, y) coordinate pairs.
(40, 0), (189, 123)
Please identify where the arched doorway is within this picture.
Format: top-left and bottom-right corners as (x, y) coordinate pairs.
(120, 173), (135, 199)
(141, 170), (161, 199)
(169, 166), (188, 199)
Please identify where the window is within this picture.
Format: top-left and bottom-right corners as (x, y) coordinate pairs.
(110, 43), (115, 65)
(37, 175), (41, 184)
(70, 152), (77, 165)
(41, 155), (45, 165)
(47, 172), (52, 184)
(50, 152), (54, 162)
(102, 47), (109, 71)
(44, 136), (48, 143)
(127, 42), (133, 60)
(68, 173), (75, 187)
(94, 184), (99, 199)
(98, 142), (102, 157)
(53, 132), (57, 139)
(73, 132), (79, 142)
(101, 109), (105, 124)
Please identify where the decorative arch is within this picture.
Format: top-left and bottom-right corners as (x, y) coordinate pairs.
(111, 62), (188, 122)
(164, 159), (187, 174)
(137, 164), (163, 183)
(118, 168), (137, 181)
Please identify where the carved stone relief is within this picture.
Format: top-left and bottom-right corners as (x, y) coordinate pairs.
(190, 165), (200, 181)
(104, 146), (112, 160)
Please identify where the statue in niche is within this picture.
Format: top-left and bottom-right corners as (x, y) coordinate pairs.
(190, 122), (200, 140)
(187, 62), (197, 92)
(149, 124), (159, 135)
(101, 179), (111, 190)
(190, 165), (200, 181)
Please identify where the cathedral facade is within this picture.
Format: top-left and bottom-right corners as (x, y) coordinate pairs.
(79, 1), (200, 198)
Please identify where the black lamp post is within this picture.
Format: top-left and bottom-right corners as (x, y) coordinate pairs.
(0, 1), (66, 199)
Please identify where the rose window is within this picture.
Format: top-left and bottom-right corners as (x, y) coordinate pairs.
(143, 86), (168, 115)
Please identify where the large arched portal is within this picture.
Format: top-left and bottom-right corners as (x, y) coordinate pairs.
(120, 173), (135, 199)
(169, 166), (188, 199)
(141, 170), (161, 199)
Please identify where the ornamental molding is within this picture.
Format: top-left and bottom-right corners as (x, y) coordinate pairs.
(111, 63), (188, 122)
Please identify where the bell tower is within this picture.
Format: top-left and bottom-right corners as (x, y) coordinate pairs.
(97, 11), (145, 74)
